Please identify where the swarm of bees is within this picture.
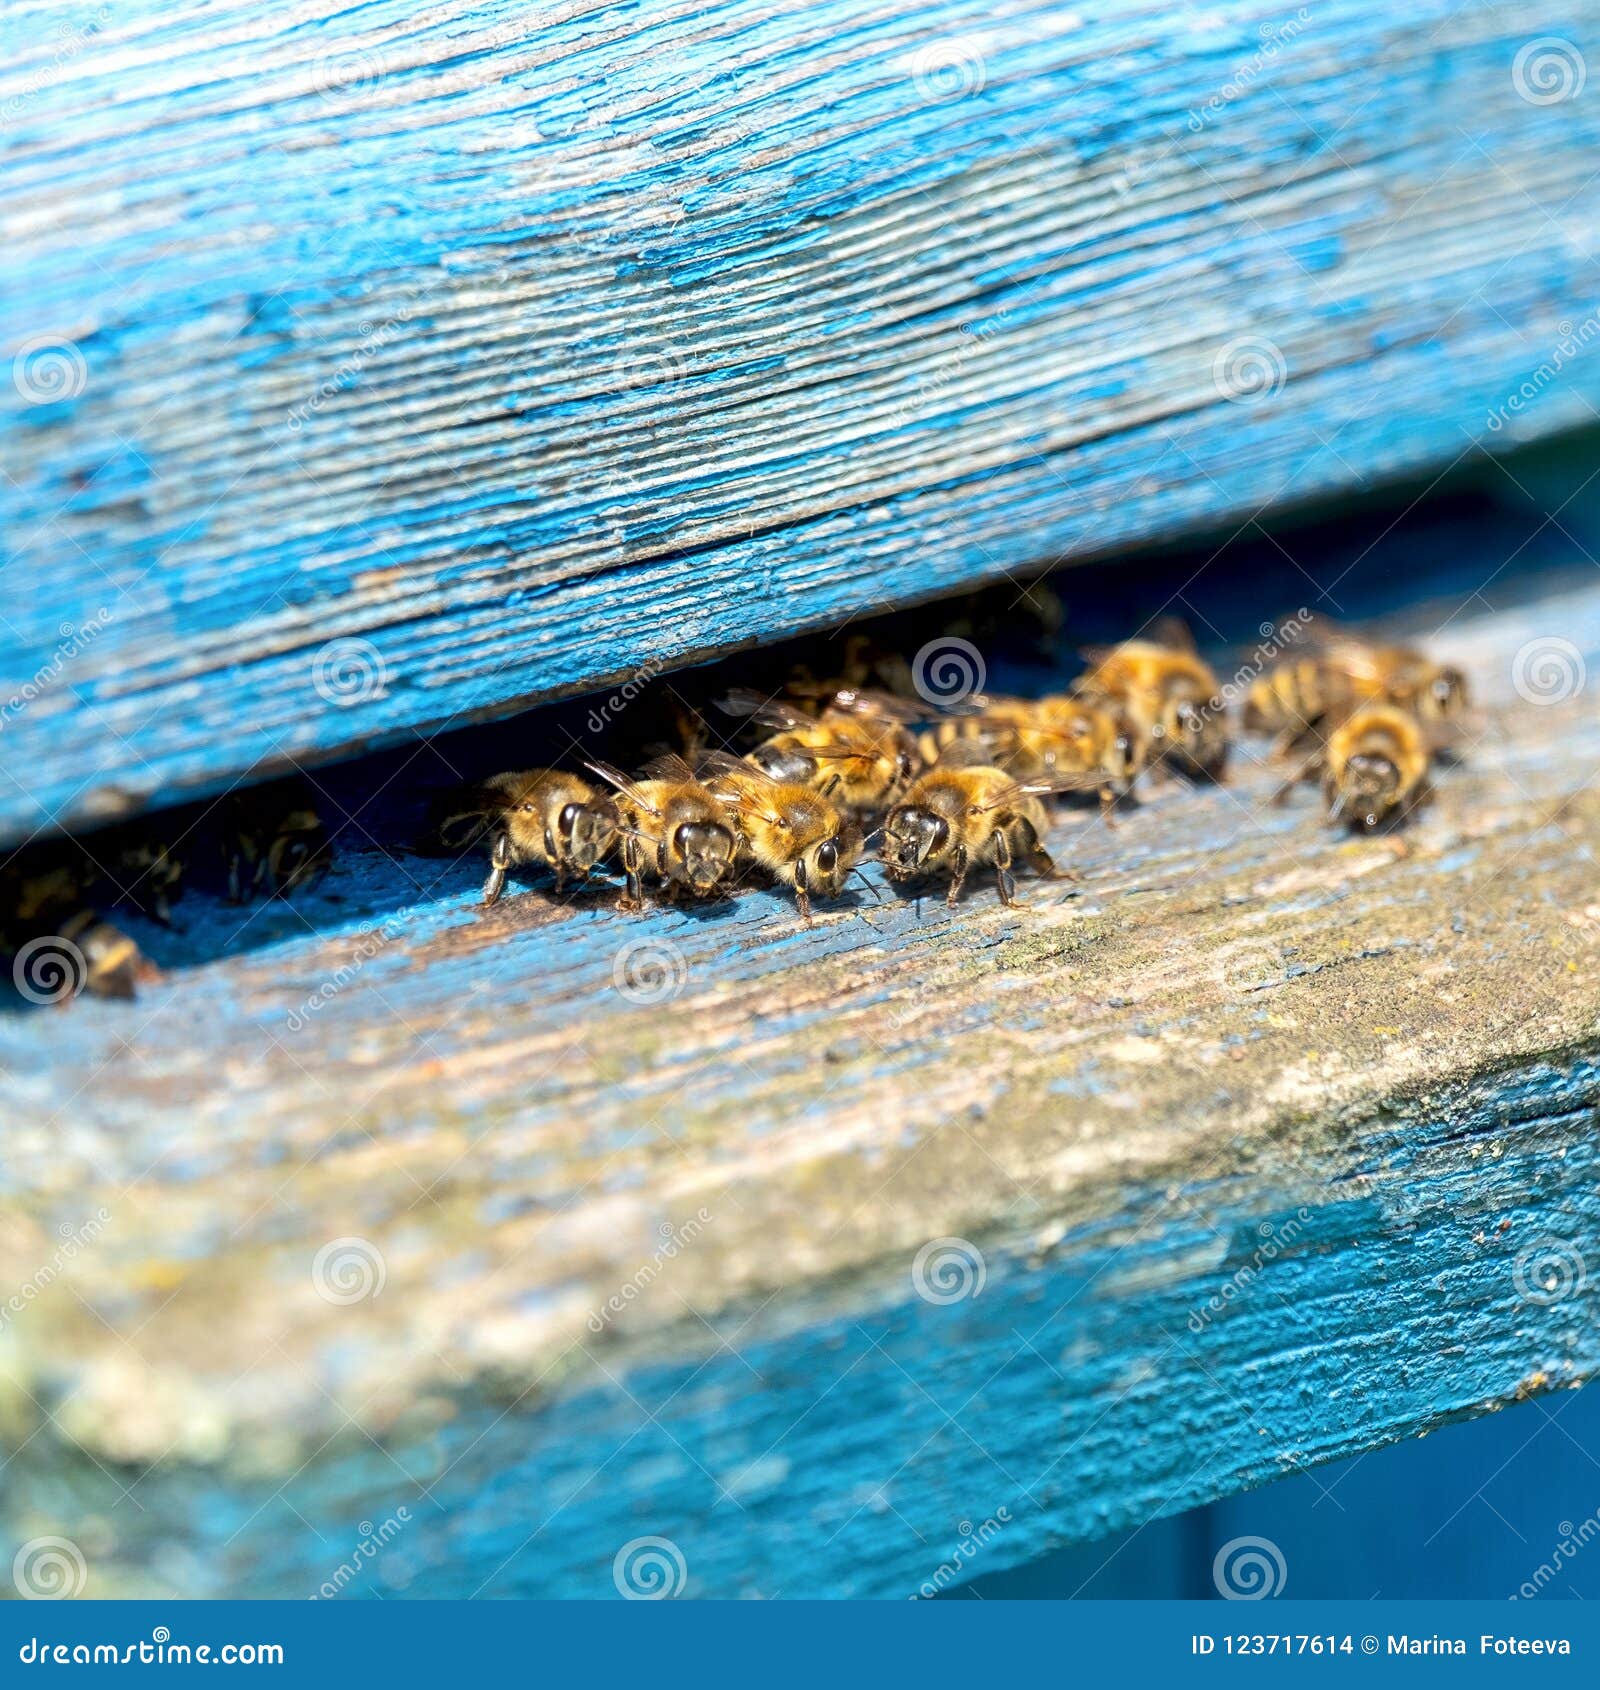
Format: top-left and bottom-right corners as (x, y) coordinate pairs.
(1, 778), (331, 1002)
(435, 615), (1472, 920)
(2, 616), (1472, 1004)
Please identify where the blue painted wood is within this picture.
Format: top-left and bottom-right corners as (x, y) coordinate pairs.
(2, 0), (1600, 841)
(2, 468), (1599, 1598)
(2, 1055), (1595, 1598)
(959, 1379), (1600, 1599)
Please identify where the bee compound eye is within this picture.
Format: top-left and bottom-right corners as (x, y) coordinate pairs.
(558, 803), (581, 831)
(816, 840), (838, 873)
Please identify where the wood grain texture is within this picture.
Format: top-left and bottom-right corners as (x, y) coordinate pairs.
(3, 0), (1600, 842)
(2, 493), (1599, 1597)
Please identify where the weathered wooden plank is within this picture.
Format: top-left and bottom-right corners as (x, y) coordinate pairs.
(3, 0), (1600, 842)
(2, 471), (1598, 1597)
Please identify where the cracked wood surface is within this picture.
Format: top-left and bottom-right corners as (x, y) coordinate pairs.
(4, 0), (1600, 840)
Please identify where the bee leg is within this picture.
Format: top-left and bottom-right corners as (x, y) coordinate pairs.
(1098, 786), (1118, 829)
(992, 830), (1022, 906)
(793, 859), (813, 924)
(986, 824), (1027, 905)
(1270, 752), (1322, 807)
(618, 835), (645, 913)
(1018, 818), (1076, 883)
(1026, 845), (1076, 882)
(944, 844), (970, 907)
(482, 832), (512, 906)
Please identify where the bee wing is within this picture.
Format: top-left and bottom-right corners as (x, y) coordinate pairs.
(640, 751), (700, 785)
(972, 773), (1101, 812)
(827, 687), (924, 725)
(794, 742), (879, 761)
(1076, 642), (1125, 669)
(1277, 615), (1389, 674)
(581, 759), (663, 815)
(692, 748), (762, 782)
(691, 749), (780, 805)
(715, 687), (814, 733)
(1145, 615), (1199, 654)
(934, 731), (1016, 770)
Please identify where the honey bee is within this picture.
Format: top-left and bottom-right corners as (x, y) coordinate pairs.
(438, 770), (619, 906)
(718, 687), (920, 814)
(0, 852), (150, 1000)
(108, 832), (184, 923)
(881, 765), (1072, 906)
(780, 631), (916, 704)
(1240, 654), (1350, 748)
(1079, 621), (1228, 781)
(693, 751), (861, 921)
(220, 781), (331, 902)
(1244, 619), (1469, 750)
(56, 910), (146, 999)
(1273, 702), (1433, 831)
(920, 692), (1145, 823)
(584, 755), (738, 910)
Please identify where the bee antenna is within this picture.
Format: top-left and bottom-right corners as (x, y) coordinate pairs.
(860, 826), (885, 848)
(850, 866), (885, 905)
